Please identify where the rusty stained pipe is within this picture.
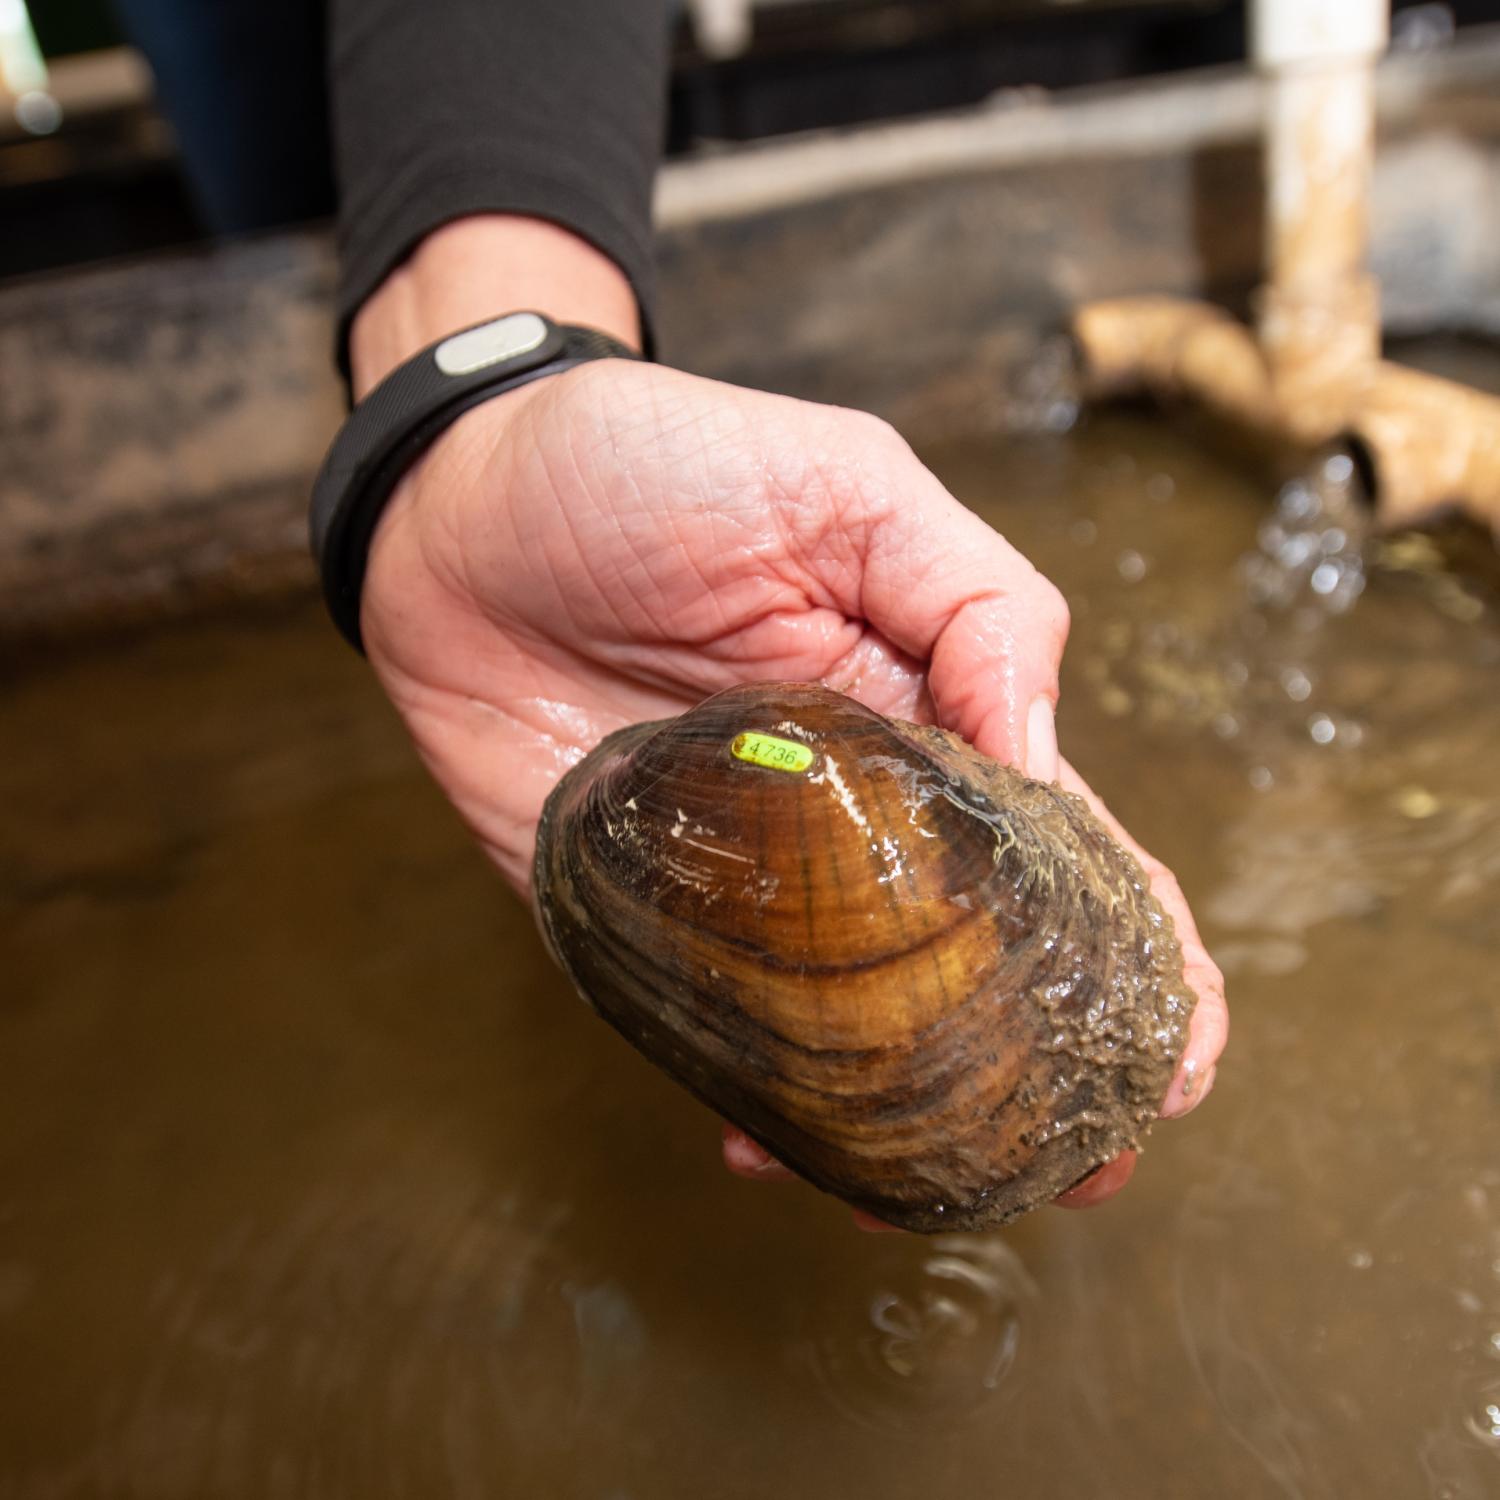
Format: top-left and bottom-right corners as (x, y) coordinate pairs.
(1072, 0), (1500, 542)
(1075, 296), (1500, 541)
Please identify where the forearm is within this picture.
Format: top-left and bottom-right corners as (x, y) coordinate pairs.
(329, 0), (671, 383)
(349, 214), (643, 397)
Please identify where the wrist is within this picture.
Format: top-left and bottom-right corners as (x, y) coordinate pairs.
(318, 309), (639, 651)
(349, 214), (643, 398)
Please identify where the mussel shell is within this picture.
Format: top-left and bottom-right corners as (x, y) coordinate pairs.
(533, 683), (1194, 1231)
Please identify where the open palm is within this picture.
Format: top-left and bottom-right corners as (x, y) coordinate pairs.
(361, 358), (1227, 1214)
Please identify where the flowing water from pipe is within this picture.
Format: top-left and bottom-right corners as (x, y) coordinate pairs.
(2, 409), (1497, 1498)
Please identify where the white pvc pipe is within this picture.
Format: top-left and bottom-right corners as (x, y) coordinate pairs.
(1263, 62), (1375, 289)
(688, 0), (754, 60)
(1252, 0), (1390, 373)
(1252, 0), (1389, 70)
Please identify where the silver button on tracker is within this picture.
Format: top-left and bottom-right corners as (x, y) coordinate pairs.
(434, 312), (549, 376)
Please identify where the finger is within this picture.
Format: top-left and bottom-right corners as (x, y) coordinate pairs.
(869, 509), (1070, 780)
(1056, 758), (1228, 1118)
(852, 1209), (906, 1234)
(801, 415), (1070, 780)
(1054, 1150), (1138, 1209)
(1163, 1061), (1218, 1119)
(720, 1123), (798, 1180)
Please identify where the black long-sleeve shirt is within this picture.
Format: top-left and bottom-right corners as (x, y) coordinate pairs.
(328, 1), (673, 365)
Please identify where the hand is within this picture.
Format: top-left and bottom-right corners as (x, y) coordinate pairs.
(352, 217), (1227, 1232)
(360, 358), (1228, 1227)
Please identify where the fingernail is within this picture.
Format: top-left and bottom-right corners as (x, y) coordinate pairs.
(1161, 1058), (1217, 1119)
(1025, 696), (1060, 782)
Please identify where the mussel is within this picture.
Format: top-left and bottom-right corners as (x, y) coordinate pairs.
(534, 682), (1194, 1231)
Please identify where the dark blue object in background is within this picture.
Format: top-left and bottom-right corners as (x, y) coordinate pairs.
(109, 0), (335, 233)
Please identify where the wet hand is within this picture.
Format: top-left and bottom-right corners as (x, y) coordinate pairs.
(359, 358), (1227, 1227)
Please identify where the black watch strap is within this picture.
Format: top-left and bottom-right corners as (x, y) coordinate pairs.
(309, 311), (640, 651)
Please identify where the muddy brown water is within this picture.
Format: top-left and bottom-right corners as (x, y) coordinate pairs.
(2, 412), (1498, 1499)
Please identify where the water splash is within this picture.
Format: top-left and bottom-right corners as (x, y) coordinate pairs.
(1239, 451), (1369, 617)
(1078, 449), (1381, 752)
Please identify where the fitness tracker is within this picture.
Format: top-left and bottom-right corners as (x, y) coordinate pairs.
(309, 310), (640, 651)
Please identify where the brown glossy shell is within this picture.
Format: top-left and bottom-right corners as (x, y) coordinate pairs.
(533, 683), (1194, 1231)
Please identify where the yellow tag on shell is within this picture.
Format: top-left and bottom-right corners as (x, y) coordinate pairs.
(730, 731), (815, 774)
